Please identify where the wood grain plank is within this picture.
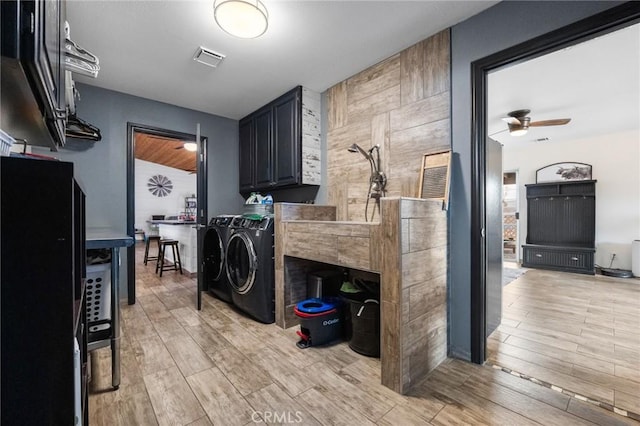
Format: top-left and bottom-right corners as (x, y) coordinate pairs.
(164, 335), (214, 378)
(489, 352), (615, 404)
(499, 335), (615, 375)
(402, 246), (447, 288)
(144, 366), (205, 426)
(245, 383), (321, 425)
(400, 40), (425, 106)
(567, 398), (640, 426)
(469, 362), (570, 411)
(187, 367), (255, 426)
(430, 403), (491, 426)
(208, 346), (272, 396)
(327, 81), (347, 131)
(421, 370), (540, 426)
(615, 389), (640, 414)
(462, 375), (589, 426)
(423, 30), (450, 97)
(131, 334), (177, 376)
(389, 91), (449, 132)
(295, 387), (376, 426)
(347, 54), (401, 105)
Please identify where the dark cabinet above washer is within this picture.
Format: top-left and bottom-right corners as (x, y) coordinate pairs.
(1, 0), (67, 150)
(239, 86), (322, 194)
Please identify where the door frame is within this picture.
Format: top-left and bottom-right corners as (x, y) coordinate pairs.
(470, 3), (640, 364)
(126, 123), (208, 305)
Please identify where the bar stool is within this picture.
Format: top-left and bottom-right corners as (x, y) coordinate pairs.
(155, 239), (183, 276)
(143, 235), (162, 265)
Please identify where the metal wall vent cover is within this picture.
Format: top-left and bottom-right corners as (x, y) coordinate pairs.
(193, 47), (225, 68)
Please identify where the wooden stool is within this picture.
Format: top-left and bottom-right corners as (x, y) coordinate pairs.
(143, 235), (162, 265)
(156, 239), (183, 276)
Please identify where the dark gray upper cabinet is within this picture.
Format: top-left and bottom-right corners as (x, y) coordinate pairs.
(238, 86), (321, 194)
(273, 89), (299, 186)
(1, 0), (66, 150)
(254, 106), (274, 188)
(522, 180), (597, 274)
(238, 118), (254, 191)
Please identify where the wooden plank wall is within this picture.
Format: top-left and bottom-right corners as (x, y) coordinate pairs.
(380, 198), (447, 393)
(274, 204), (337, 327)
(399, 198), (448, 391)
(326, 30), (451, 222)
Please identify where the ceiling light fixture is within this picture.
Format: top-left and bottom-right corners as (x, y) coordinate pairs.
(183, 142), (198, 152)
(213, 0), (268, 39)
(508, 116), (530, 136)
(508, 124), (528, 136)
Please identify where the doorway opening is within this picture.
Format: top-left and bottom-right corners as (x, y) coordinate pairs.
(471, 4), (640, 416)
(502, 171), (519, 264)
(126, 123), (208, 306)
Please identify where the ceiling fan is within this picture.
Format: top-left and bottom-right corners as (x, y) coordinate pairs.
(502, 109), (571, 136)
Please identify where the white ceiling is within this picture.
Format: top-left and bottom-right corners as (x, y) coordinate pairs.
(488, 23), (640, 147)
(66, 0), (498, 120)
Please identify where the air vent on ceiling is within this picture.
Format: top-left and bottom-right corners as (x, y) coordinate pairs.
(534, 137), (551, 142)
(193, 47), (225, 68)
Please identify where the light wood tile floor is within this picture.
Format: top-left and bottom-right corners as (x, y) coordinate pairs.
(489, 267), (640, 417)
(88, 245), (638, 425)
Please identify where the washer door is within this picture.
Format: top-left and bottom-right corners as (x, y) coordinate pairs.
(203, 228), (224, 282)
(225, 231), (257, 294)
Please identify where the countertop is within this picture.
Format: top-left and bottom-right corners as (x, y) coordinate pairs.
(86, 228), (134, 249)
(147, 220), (197, 226)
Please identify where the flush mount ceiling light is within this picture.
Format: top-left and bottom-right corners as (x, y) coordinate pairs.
(213, 0), (268, 39)
(183, 142), (198, 152)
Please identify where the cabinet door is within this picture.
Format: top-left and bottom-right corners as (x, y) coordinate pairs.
(273, 89), (300, 187)
(254, 107), (273, 188)
(21, 0), (66, 146)
(239, 118), (254, 191)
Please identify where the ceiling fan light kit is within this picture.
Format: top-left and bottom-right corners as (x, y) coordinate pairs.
(503, 109), (571, 137)
(183, 142), (198, 152)
(214, 0), (268, 39)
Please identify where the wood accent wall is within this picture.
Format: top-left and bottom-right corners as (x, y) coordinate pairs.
(274, 198), (447, 394)
(326, 30), (451, 221)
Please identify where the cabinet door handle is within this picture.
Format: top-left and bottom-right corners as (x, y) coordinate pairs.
(571, 256), (579, 261)
(535, 254), (542, 258)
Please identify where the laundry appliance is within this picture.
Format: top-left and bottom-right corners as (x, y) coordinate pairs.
(225, 215), (275, 323)
(203, 215), (237, 303)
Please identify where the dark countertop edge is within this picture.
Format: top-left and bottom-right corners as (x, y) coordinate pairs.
(148, 220), (197, 225)
(87, 228), (134, 249)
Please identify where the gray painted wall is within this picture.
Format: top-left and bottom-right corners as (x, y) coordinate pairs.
(449, 1), (624, 360)
(34, 83), (244, 295)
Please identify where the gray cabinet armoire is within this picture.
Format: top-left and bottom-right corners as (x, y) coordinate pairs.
(522, 180), (596, 275)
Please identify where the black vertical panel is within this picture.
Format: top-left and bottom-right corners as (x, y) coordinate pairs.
(273, 88), (300, 186)
(239, 118), (254, 191)
(196, 135), (209, 311)
(485, 138), (503, 338)
(1, 157), (77, 424)
(254, 107), (273, 187)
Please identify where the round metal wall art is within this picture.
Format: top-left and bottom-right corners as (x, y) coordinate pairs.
(147, 175), (173, 197)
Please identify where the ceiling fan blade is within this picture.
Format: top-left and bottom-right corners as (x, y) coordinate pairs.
(529, 118), (571, 127)
(502, 117), (521, 125)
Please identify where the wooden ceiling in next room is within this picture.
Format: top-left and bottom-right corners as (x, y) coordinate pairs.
(134, 133), (196, 173)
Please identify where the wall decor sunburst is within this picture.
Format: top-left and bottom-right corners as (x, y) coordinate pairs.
(147, 175), (173, 197)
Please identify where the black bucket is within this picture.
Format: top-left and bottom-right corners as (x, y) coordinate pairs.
(348, 299), (380, 357)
